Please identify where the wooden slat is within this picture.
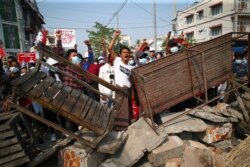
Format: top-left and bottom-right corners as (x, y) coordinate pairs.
(80, 98), (94, 120)
(91, 103), (103, 127)
(40, 81), (64, 103)
(71, 94), (89, 117)
(0, 131), (15, 140)
(0, 138), (18, 148)
(11, 69), (37, 86)
(0, 151), (25, 165)
(3, 156), (29, 167)
(29, 76), (55, 97)
(0, 144), (22, 157)
(101, 108), (112, 130)
(51, 85), (72, 108)
(0, 125), (11, 132)
(85, 100), (98, 122)
(0, 113), (17, 122)
(61, 89), (81, 112)
(96, 105), (108, 128)
(20, 72), (47, 93)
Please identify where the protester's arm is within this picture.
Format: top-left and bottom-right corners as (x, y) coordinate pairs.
(108, 30), (121, 60)
(55, 30), (64, 57)
(165, 31), (171, 55)
(84, 40), (94, 63)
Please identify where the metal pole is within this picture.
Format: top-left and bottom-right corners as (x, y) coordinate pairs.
(248, 33), (250, 86)
(153, 0), (157, 52)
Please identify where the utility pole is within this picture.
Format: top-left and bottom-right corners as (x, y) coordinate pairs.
(153, 0), (157, 52)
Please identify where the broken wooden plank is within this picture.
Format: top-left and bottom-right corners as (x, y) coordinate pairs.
(29, 76), (55, 97)
(71, 94), (89, 117)
(3, 156), (29, 167)
(40, 81), (64, 103)
(61, 89), (81, 112)
(0, 151), (26, 165)
(20, 72), (47, 93)
(52, 85), (72, 108)
(11, 69), (37, 86)
(0, 137), (18, 148)
(91, 103), (103, 127)
(235, 91), (250, 122)
(85, 100), (98, 122)
(80, 98), (94, 120)
(0, 130), (15, 140)
(96, 105), (108, 128)
(0, 144), (23, 157)
(101, 108), (112, 130)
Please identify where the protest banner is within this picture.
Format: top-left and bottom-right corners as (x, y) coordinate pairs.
(54, 29), (76, 48)
(18, 52), (36, 63)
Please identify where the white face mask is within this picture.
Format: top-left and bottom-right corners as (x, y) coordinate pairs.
(235, 59), (243, 64)
(129, 60), (135, 65)
(9, 66), (19, 73)
(170, 46), (178, 54)
(139, 58), (147, 65)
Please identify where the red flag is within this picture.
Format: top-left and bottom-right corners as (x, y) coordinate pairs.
(0, 48), (5, 58)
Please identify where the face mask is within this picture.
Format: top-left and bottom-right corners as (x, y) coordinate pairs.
(9, 66), (19, 73)
(170, 46), (178, 54)
(71, 56), (81, 64)
(235, 59), (243, 64)
(129, 60), (135, 65)
(139, 58), (147, 65)
(21, 73), (25, 76)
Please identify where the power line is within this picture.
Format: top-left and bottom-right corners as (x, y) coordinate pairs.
(106, 0), (128, 26)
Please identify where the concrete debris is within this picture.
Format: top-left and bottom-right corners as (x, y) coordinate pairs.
(148, 136), (184, 167)
(97, 131), (128, 154)
(188, 109), (233, 123)
(187, 140), (210, 150)
(165, 158), (183, 167)
(111, 117), (168, 167)
(181, 144), (215, 167)
(226, 107), (244, 120)
(59, 144), (106, 167)
(196, 122), (233, 144)
(99, 159), (125, 167)
(160, 112), (207, 134)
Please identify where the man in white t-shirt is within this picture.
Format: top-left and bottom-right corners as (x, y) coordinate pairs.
(108, 30), (134, 88)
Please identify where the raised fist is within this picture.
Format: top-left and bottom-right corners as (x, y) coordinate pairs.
(55, 30), (62, 39)
(113, 30), (121, 37)
(84, 40), (91, 46)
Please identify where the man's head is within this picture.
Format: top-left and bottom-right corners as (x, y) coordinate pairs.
(66, 49), (78, 62)
(120, 47), (130, 64)
(149, 48), (155, 58)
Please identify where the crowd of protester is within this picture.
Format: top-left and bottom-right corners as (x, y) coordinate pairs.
(0, 29), (248, 142)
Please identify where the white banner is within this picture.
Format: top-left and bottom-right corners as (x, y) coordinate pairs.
(55, 29), (76, 48)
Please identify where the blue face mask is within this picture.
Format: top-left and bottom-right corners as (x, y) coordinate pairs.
(9, 66), (19, 73)
(72, 56), (81, 64)
(139, 58), (147, 65)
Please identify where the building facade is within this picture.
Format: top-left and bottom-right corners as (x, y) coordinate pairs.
(173, 0), (250, 43)
(0, 0), (44, 56)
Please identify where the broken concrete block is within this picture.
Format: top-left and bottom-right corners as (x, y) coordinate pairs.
(111, 118), (168, 167)
(182, 145), (215, 167)
(97, 131), (128, 154)
(160, 112), (207, 134)
(226, 107), (244, 120)
(165, 158), (182, 167)
(59, 144), (106, 167)
(148, 136), (184, 167)
(214, 153), (226, 167)
(99, 159), (125, 167)
(188, 109), (231, 123)
(187, 140), (210, 150)
(196, 122), (233, 144)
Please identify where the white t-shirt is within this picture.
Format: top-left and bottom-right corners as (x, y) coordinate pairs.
(114, 57), (134, 88)
(98, 63), (115, 96)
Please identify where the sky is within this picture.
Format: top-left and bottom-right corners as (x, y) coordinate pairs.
(37, 0), (196, 53)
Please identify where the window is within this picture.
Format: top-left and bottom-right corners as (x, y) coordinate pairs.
(3, 24), (20, 49)
(238, 21), (246, 32)
(238, 0), (247, 9)
(0, 0), (17, 21)
(210, 25), (222, 36)
(211, 3), (223, 16)
(197, 10), (204, 20)
(186, 32), (194, 40)
(186, 15), (194, 24)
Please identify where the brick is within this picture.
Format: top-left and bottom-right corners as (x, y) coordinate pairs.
(59, 144), (106, 167)
(148, 136), (184, 167)
(111, 118), (168, 166)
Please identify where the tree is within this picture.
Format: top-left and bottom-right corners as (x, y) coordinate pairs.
(86, 22), (115, 56)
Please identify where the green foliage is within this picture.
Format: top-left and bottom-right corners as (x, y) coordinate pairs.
(86, 22), (114, 56)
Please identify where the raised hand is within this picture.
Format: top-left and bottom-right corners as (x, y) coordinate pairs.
(55, 30), (62, 40)
(113, 30), (121, 37)
(84, 40), (91, 46)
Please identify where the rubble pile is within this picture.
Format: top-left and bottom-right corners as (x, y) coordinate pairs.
(59, 98), (250, 167)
